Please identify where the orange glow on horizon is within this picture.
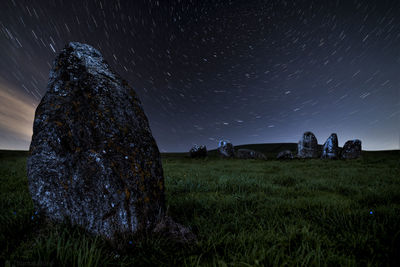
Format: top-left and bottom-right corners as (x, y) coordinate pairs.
(0, 81), (37, 150)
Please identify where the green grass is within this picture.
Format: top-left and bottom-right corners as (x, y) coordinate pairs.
(1, 147), (400, 266)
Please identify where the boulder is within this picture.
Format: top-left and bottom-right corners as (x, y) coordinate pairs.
(27, 42), (168, 241)
(218, 140), (234, 158)
(342, 139), (362, 159)
(277, 150), (294, 160)
(235, 149), (266, 160)
(321, 133), (339, 159)
(189, 145), (207, 158)
(297, 131), (319, 158)
(153, 216), (197, 244)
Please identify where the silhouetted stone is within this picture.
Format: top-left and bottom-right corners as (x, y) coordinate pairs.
(218, 140), (234, 158)
(27, 42), (167, 241)
(189, 145), (207, 158)
(297, 131), (319, 158)
(235, 149), (266, 160)
(321, 133), (339, 159)
(277, 150), (294, 160)
(342, 139), (362, 159)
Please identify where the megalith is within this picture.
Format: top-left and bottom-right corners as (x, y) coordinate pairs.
(321, 133), (339, 159)
(27, 42), (166, 240)
(297, 131), (319, 158)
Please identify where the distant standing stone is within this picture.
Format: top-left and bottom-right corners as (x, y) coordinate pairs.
(235, 149), (267, 160)
(27, 42), (166, 240)
(297, 131), (319, 158)
(342, 139), (362, 159)
(321, 133), (339, 159)
(189, 145), (207, 158)
(218, 140), (235, 158)
(277, 150), (294, 160)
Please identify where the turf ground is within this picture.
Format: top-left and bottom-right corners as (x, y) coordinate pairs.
(1, 146), (399, 266)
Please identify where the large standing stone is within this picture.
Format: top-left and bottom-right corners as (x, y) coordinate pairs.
(277, 150), (294, 160)
(235, 149), (266, 160)
(321, 133), (339, 159)
(217, 140), (234, 158)
(27, 42), (166, 240)
(342, 139), (362, 159)
(189, 145), (207, 158)
(297, 131), (319, 158)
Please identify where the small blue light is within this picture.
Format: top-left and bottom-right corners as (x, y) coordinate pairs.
(128, 241), (133, 245)
(34, 211), (38, 215)
(13, 211), (16, 215)
(31, 216), (34, 220)
(370, 211), (373, 215)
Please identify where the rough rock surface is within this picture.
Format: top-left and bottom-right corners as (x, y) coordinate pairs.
(218, 140), (235, 158)
(321, 133), (339, 159)
(189, 145), (207, 158)
(342, 139), (362, 159)
(235, 149), (266, 160)
(277, 150), (294, 160)
(27, 42), (166, 240)
(297, 131), (319, 158)
(153, 216), (197, 244)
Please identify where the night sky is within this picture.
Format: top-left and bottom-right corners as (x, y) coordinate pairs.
(0, 0), (399, 152)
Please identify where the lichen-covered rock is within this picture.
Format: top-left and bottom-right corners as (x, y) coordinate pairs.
(235, 149), (266, 160)
(277, 150), (294, 160)
(218, 140), (234, 158)
(342, 139), (362, 159)
(27, 42), (166, 240)
(321, 133), (339, 159)
(189, 145), (207, 158)
(297, 131), (319, 158)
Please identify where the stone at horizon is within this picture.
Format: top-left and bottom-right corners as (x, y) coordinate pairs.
(217, 140), (235, 158)
(189, 145), (207, 158)
(297, 131), (319, 158)
(277, 150), (294, 160)
(342, 139), (362, 159)
(321, 133), (339, 159)
(235, 149), (266, 160)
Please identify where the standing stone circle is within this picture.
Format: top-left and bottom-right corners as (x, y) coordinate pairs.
(297, 131), (319, 158)
(27, 42), (166, 240)
(321, 133), (339, 159)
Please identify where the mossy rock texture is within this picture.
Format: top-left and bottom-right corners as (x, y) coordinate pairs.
(342, 139), (362, 159)
(297, 131), (319, 158)
(27, 42), (166, 240)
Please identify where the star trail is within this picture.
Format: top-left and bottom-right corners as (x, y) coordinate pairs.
(0, 0), (399, 151)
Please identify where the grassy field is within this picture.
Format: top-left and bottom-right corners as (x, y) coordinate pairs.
(1, 147), (399, 266)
